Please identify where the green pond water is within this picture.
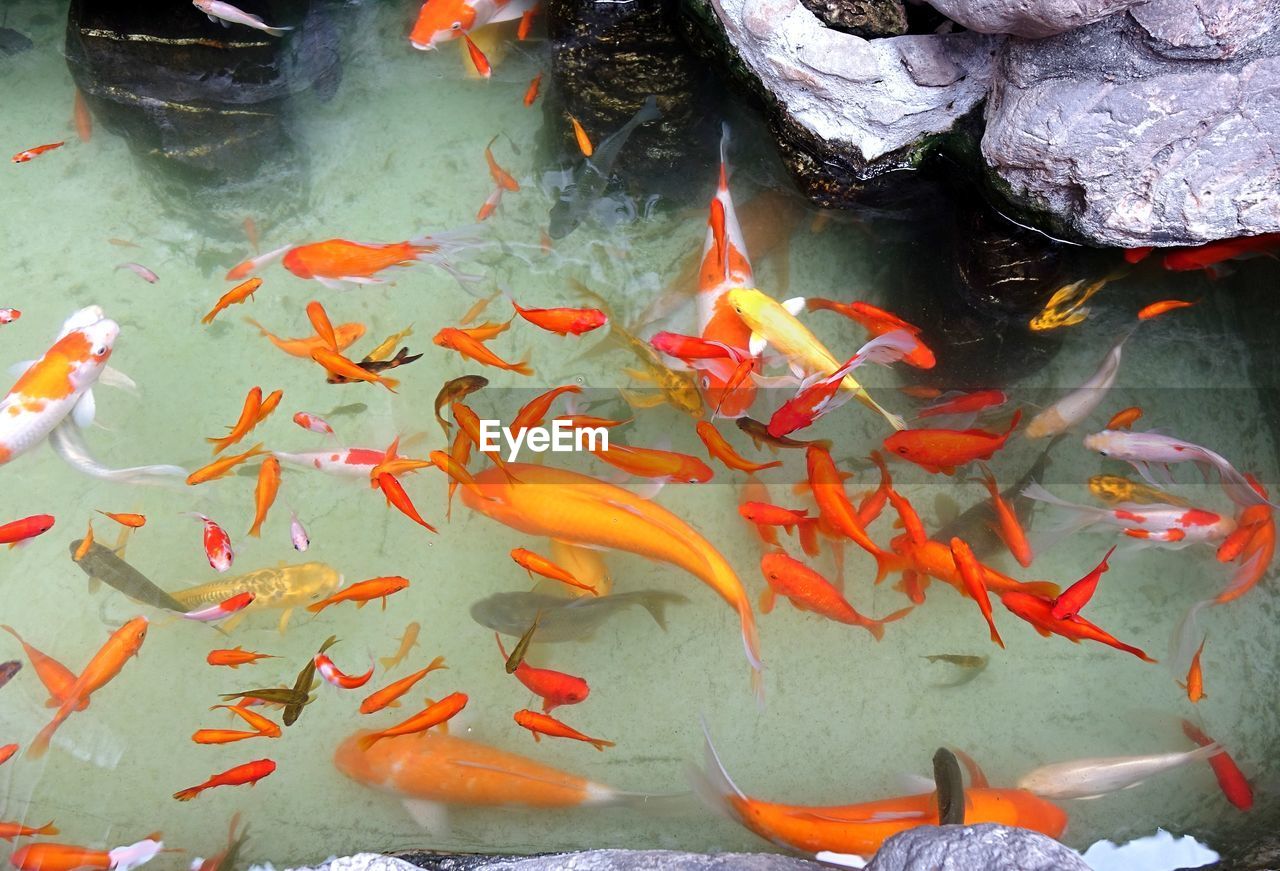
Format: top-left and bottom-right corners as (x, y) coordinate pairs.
(2, 1), (1278, 867)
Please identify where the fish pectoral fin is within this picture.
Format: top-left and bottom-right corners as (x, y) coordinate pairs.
(618, 386), (664, 409)
(278, 609), (293, 634)
(401, 799), (450, 834)
(72, 391), (96, 429)
(99, 365), (138, 392)
(781, 297), (806, 316)
(748, 333), (767, 357)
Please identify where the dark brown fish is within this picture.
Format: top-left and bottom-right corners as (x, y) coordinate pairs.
(505, 613), (541, 674)
(933, 747), (965, 825)
(0, 660), (20, 690)
(326, 348), (423, 385)
(69, 538), (188, 612)
(434, 374), (489, 436)
(283, 635), (337, 726)
(220, 687), (308, 706)
(735, 417), (830, 452)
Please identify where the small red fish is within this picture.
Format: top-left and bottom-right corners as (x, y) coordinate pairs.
(0, 514), (55, 548)
(1050, 546), (1115, 620)
(307, 576), (410, 613)
(918, 390), (1007, 419)
(173, 758), (276, 801)
(1138, 299), (1196, 320)
(1106, 406), (1143, 430)
(759, 551), (911, 640)
(12, 142), (65, 163)
(1178, 638), (1207, 703)
(360, 656), (448, 714)
(485, 137), (519, 192)
(510, 548), (598, 595)
(315, 652), (375, 689)
(510, 299), (607, 336)
(1163, 233), (1280, 272)
(0, 744), (16, 766)
(378, 473), (438, 533)
(1124, 246), (1154, 263)
(188, 513), (233, 572)
(523, 73), (542, 107)
(806, 299), (935, 369)
(948, 538), (1004, 648)
(979, 462), (1032, 568)
(0, 309), (20, 325)
(1001, 590), (1155, 662)
(696, 422), (782, 473)
(207, 647), (275, 668)
(1181, 719), (1253, 811)
(513, 709), (613, 750)
(496, 635), (590, 713)
(462, 33), (491, 78)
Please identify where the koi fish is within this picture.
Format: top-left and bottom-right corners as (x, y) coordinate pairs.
(0, 309), (20, 325)
(173, 758), (276, 801)
(1163, 232), (1280, 272)
(696, 421), (781, 473)
(193, 0), (293, 36)
(1087, 474), (1190, 507)
(201, 278), (262, 325)
(883, 411), (1021, 475)
(591, 443), (714, 484)
(114, 262), (159, 284)
(315, 652), (375, 689)
(1023, 483), (1235, 546)
(0, 820), (58, 841)
(187, 513), (234, 572)
(187, 444), (268, 485)
(409, 0), (538, 50)
(307, 576), (410, 613)
(380, 623), (421, 671)
(511, 548), (598, 595)
(806, 299), (935, 369)
(1000, 590), (1155, 662)
(226, 244), (292, 282)
(11, 837), (163, 871)
(1138, 299), (1196, 320)
(510, 298), (607, 337)
(27, 616), (148, 758)
(183, 592), (255, 623)
(172, 561), (341, 634)
(1181, 720), (1253, 811)
(496, 635), (589, 712)
(919, 390), (1006, 419)
(1025, 335), (1125, 439)
(948, 538), (1004, 648)
(1016, 745), (1218, 799)
(12, 142), (65, 163)
(759, 551), (910, 640)
(282, 232), (477, 290)
(1083, 429), (1271, 508)
(978, 462), (1032, 567)
(291, 412), (332, 435)
(726, 288), (905, 430)
(514, 709), (613, 750)
(357, 692), (469, 750)
(0, 312), (118, 466)
(247, 456), (281, 537)
(1050, 546), (1114, 620)
(433, 327), (532, 376)
(207, 647), (276, 668)
(361, 656), (447, 713)
(245, 317), (365, 358)
(0, 514), (55, 548)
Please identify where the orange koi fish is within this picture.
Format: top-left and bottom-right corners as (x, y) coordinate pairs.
(1181, 720), (1253, 811)
(1106, 407), (1143, 430)
(1138, 299), (1196, 320)
(307, 576), (410, 613)
(0, 625), (83, 710)
(759, 552), (910, 640)
(495, 635), (589, 712)
(315, 652), (375, 689)
(591, 443), (714, 483)
(1000, 591), (1155, 662)
(434, 327), (533, 375)
(246, 318), (365, 358)
(311, 347), (399, 392)
(247, 456), (281, 537)
(807, 298), (935, 369)
(883, 411), (1022, 475)
(979, 462), (1032, 567)
(173, 758), (276, 801)
(510, 299), (607, 337)
(206, 387), (263, 455)
(28, 616), (149, 758)
(360, 656), (447, 713)
(514, 709), (614, 751)
(1179, 638), (1207, 703)
(377, 473), (438, 533)
(948, 538), (1004, 648)
(511, 385), (581, 434)
(523, 73), (542, 107)
(207, 647), (275, 668)
(696, 421), (781, 473)
(95, 511), (145, 529)
(201, 278), (262, 325)
(0, 819), (58, 841)
(283, 233), (473, 290)
(1049, 546), (1115, 620)
(357, 692), (468, 750)
(511, 547), (598, 595)
(187, 444), (268, 485)
(569, 115), (593, 156)
(12, 142), (65, 163)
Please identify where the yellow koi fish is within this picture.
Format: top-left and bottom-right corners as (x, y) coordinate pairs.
(170, 562), (342, 633)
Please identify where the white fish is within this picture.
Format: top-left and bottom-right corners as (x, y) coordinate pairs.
(290, 511), (310, 552)
(193, 0), (293, 37)
(1023, 481), (1235, 546)
(1083, 429), (1272, 508)
(0, 309), (19, 325)
(114, 262), (159, 284)
(1016, 745), (1220, 799)
(48, 422), (187, 485)
(108, 838), (164, 871)
(1026, 334), (1126, 438)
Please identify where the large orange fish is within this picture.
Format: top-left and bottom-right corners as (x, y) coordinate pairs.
(759, 552), (911, 640)
(247, 456), (281, 537)
(282, 233), (475, 290)
(246, 318), (365, 358)
(883, 411), (1022, 475)
(10, 837), (162, 871)
(1000, 591), (1155, 661)
(434, 327), (533, 375)
(0, 625), (84, 710)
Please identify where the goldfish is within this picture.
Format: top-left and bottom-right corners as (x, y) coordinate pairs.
(315, 651), (375, 689)
(514, 709), (613, 750)
(307, 576), (410, 613)
(312, 347), (399, 391)
(282, 233), (475, 290)
(1181, 720), (1252, 811)
(207, 647), (275, 668)
(12, 142), (65, 163)
(1023, 483), (1236, 546)
(978, 463), (1032, 567)
(737, 418), (828, 452)
(523, 73), (541, 106)
(1217, 507), (1274, 604)
(0, 309), (20, 325)
(948, 538), (1004, 648)
(292, 411), (332, 435)
(1049, 546), (1115, 620)
(889, 536), (1059, 601)
(1138, 299), (1197, 320)
(1124, 246), (1154, 263)
(1083, 429), (1271, 508)
(462, 33), (491, 77)
(1216, 506), (1269, 562)
(192, 728), (266, 745)
(187, 513), (233, 572)
(477, 186), (503, 221)
(806, 298), (935, 369)
(0, 514), (56, 548)
(484, 137), (519, 191)
(433, 327), (532, 375)
(1163, 232), (1280, 272)
(187, 443), (268, 485)
(0, 820), (58, 841)
(10, 837), (163, 871)
(434, 375), (489, 436)
(361, 656), (447, 713)
(919, 390), (1007, 419)
(183, 591), (255, 623)
(806, 445), (893, 578)
(511, 548), (598, 595)
(95, 511), (145, 529)
(381, 622), (422, 670)
(692, 726), (1066, 856)
(510, 385), (582, 435)
(409, 0), (537, 50)
(247, 456), (281, 537)
(1088, 474), (1190, 507)
(739, 501), (809, 534)
(1000, 591), (1155, 661)
(114, 262), (159, 284)
(194, 0), (293, 35)
(1179, 638), (1207, 703)
(695, 421), (781, 473)
(495, 634), (589, 713)
(510, 299), (607, 336)
(171, 561), (342, 634)
(245, 317), (365, 358)
(27, 616), (148, 758)
(73, 88), (92, 142)
(884, 411), (1021, 475)
(174, 758), (277, 801)
(376, 473), (436, 534)
(649, 332), (743, 364)
(759, 552), (910, 640)
(1106, 406), (1143, 430)
(460, 463), (762, 695)
(305, 301), (339, 351)
(727, 288), (905, 429)
(569, 115), (593, 156)
(591, 443), (714, 484)
(226, 244), (292, 282)
(1016, 745), (1218, 799)
(458, 318), (513, 342)
(1028, 271), (1124, 331)
(0, 744), (16, 765)
(1, 625), (83, 710)
(0, 309), (118, 466)
(357, 692), (469, 750)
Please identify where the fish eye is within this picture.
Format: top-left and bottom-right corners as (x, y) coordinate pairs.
(451, 21), (462, 29)
(93, 345), (107, 357)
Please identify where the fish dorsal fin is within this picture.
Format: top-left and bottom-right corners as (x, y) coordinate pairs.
(782, 297), (806, 316)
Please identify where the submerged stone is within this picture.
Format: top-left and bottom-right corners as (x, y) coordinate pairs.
(865, 824), (1091, 870)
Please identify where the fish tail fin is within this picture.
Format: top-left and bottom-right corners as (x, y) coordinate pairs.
(637, 592), (688, 630)
(380, 377), (400, 393)
(263, 25), (293, 37)
(990, 623), (1006, 649)
(688, 719), (749, 824)
(26, 708), (71, 760)
(36, 821), (59, 837)
(200, 310), (217, 326)
(243, 317), (270, 337)
(592, 738), (617, 751)
(872, 549), (900, 585)
(512, 358), (535, 377)
(305, 601), (329, 614)
(864, 620), (885, 642)
(172, 785), (202, 802)
(378, 656), (396, 670)
(206, 435), (234, 454)
(247, 519), (263, 538)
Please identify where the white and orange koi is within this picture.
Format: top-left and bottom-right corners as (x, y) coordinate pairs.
(409, 0), (539, 51)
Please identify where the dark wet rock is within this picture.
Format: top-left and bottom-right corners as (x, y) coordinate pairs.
(0, 27), (34, 55)
(395, 850), (826, 870)
(866, 824), (1091, 870)
(952, 197), (1068, 315)
(921, 0), (1143, 38)
(798, 0), (906, 38)
(679, 0), (999, 205)
(981, 7), (1280, 246)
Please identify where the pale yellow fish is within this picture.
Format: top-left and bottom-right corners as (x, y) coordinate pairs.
(457, 23), (509, 79)
(1029, 269), (1128, 332)
(170, 562), (342, 634)
(725, 287), (904, 430)
(365, 325), (415, 363)
(380, 622), (422, 671)
(549, 539), (613, 597)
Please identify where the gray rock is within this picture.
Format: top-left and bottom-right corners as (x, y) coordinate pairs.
(797, 0), (907, 37)
(866, 824), (1091, 870)
(981, 10), (1280, 246)
(922, 0), (1144, 38)
(289, 855), (421, 871)
(392, 851), (827, 870)
(1130, 0), (1280, 60)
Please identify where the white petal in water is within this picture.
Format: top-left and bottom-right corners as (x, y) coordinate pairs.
(1082, 829), (1218, 871)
